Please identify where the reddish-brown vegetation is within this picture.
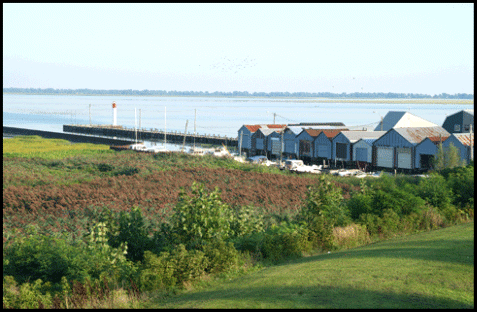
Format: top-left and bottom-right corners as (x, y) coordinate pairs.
(3, 166), (357, 237)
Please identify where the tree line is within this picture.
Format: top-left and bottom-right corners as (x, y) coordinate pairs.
(2, 87), (474, 99)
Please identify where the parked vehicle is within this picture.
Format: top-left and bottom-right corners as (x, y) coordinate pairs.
(284, 159), (304, 170)
(129, 143), (147, 151)
(247, 155), (268, 164)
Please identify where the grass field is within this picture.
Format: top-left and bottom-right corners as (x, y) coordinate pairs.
(147, 221), (474, 309)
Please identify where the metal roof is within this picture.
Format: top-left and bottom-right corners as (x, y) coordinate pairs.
(393, 126), (450, 144)
(258, 128), (281, 136)
(289, 122), (346, 126)
(360, 138), (377, 145)
(374, 111), (437, 131)
(338, 130), (387, 143)
(452, 133), (474, 146)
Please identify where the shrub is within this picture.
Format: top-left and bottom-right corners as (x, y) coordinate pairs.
(332, 223), (370, 249)
(262, 222), (312, 262)
(202, 239), (240, 274)
(414, 173), (454, 211)
(298, 176), (345, 250)
(3, 276), (53, 309)
(139, 251), (177, 291)
(171, 182), (234, 249)
(231, 205), (265, 237)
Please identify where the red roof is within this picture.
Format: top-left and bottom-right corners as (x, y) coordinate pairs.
(245, 125), (262, 133)
(267, 124), (287, 129)
(427, 136), (449, 144)
(322, 129), (346, 139)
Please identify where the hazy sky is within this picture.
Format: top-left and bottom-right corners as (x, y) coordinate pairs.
(3, 3), (474, 95)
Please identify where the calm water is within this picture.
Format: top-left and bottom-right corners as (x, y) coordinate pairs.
(3, 94), (473, 149)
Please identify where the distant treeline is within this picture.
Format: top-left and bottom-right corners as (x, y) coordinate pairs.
(3, 88), (474, 99)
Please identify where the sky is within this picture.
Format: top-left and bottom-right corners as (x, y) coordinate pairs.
(3, 3), (474, 95)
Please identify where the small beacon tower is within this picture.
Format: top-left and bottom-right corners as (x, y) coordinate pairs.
(112, 101), (117, 126)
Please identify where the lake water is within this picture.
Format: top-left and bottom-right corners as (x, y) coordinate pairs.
(3, 94), (473, 150)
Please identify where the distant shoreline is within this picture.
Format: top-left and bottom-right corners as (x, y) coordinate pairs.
(2, 93), (473, 104)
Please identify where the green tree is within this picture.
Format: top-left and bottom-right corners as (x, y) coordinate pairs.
(433, 142), (465, 171)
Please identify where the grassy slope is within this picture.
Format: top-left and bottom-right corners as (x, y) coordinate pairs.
(149, 222), (474, 309)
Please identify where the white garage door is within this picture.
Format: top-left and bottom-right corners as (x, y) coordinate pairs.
(355, 148), (368, 162)
(377, 147), (394, 168)
(397, 148), (412, 169)
(317, 144), (328, 158)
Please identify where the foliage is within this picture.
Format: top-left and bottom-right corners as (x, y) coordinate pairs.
(297, 176), (347, 250)
(433, 142), (466, 171)
(171, 182), (235, 249)
(3, 276), (53, 309)
(414, 173), (454, 210)
(261, 222), (312, 262)
(3, 135), (112, 159)
(202, 239), (240, 274)
(230, 205), (265, 237)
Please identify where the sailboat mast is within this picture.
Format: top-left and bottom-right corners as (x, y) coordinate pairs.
(135, 108), (137, 144)
(164, 106), (167, 147)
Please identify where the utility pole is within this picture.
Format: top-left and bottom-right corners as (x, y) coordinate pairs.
(89, 104), (91, 126)
(470, 124), (473, 161)
(135, 108), (137, 144)
(239, 130), (243, 157)
(139, 109), (141, 141)
(273, 113), (276, 124)
(194, 109), (197, 149)
(164, 106), (167, 147)
(182, 120), (189, 152)
(280, 130), (284, 165)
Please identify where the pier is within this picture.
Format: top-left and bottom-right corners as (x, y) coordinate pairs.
(3, 126), (140, 146)
(63, 124), (238, 147)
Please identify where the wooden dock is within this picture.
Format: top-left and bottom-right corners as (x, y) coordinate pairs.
(63, 124), (238, 147)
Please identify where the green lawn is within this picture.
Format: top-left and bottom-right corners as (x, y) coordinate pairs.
(148, 222), (474, 309)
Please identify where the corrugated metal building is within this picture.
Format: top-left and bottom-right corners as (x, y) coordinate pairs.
(295, 129), (321, 163)
(442, 109), (474, 133)
(414, 136), (448, 170)
(282, 125), (346, 159)
(353, 138), (377, 170)
(313, 129), (348, 164)
(374, 111), (438, 131)
(238, 124), (285, 157)
(332, 131), (386, 164)
(373, 126), (450, 171)
(442, 133), (474, 164)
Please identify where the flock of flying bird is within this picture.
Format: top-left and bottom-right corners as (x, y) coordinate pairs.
(207, 56), (258, 74)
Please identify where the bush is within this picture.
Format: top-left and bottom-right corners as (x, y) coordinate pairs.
(3, 276), (53, 309)
(297, 176), (346, 250)
(171, 182), (235, 249)
(202, 239), (240, 274)
(261, 222), (312, 262)
(139, 251), (177, 291)
(231, 205), (265, 238)
(414, 173), (454, 211)
(332, 223), (371, 250)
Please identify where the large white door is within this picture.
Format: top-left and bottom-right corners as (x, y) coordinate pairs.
(377, 146), (393, 168)
(397, 148), (412, 169)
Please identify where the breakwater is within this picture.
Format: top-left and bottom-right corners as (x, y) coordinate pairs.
(63, 124), (238, 147)
(3, 126), (140, 146)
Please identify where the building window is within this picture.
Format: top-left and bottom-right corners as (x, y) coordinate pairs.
(454, 124), (461, 132)
(464, 125), (470, 131)
(299, 140), (311, 155)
